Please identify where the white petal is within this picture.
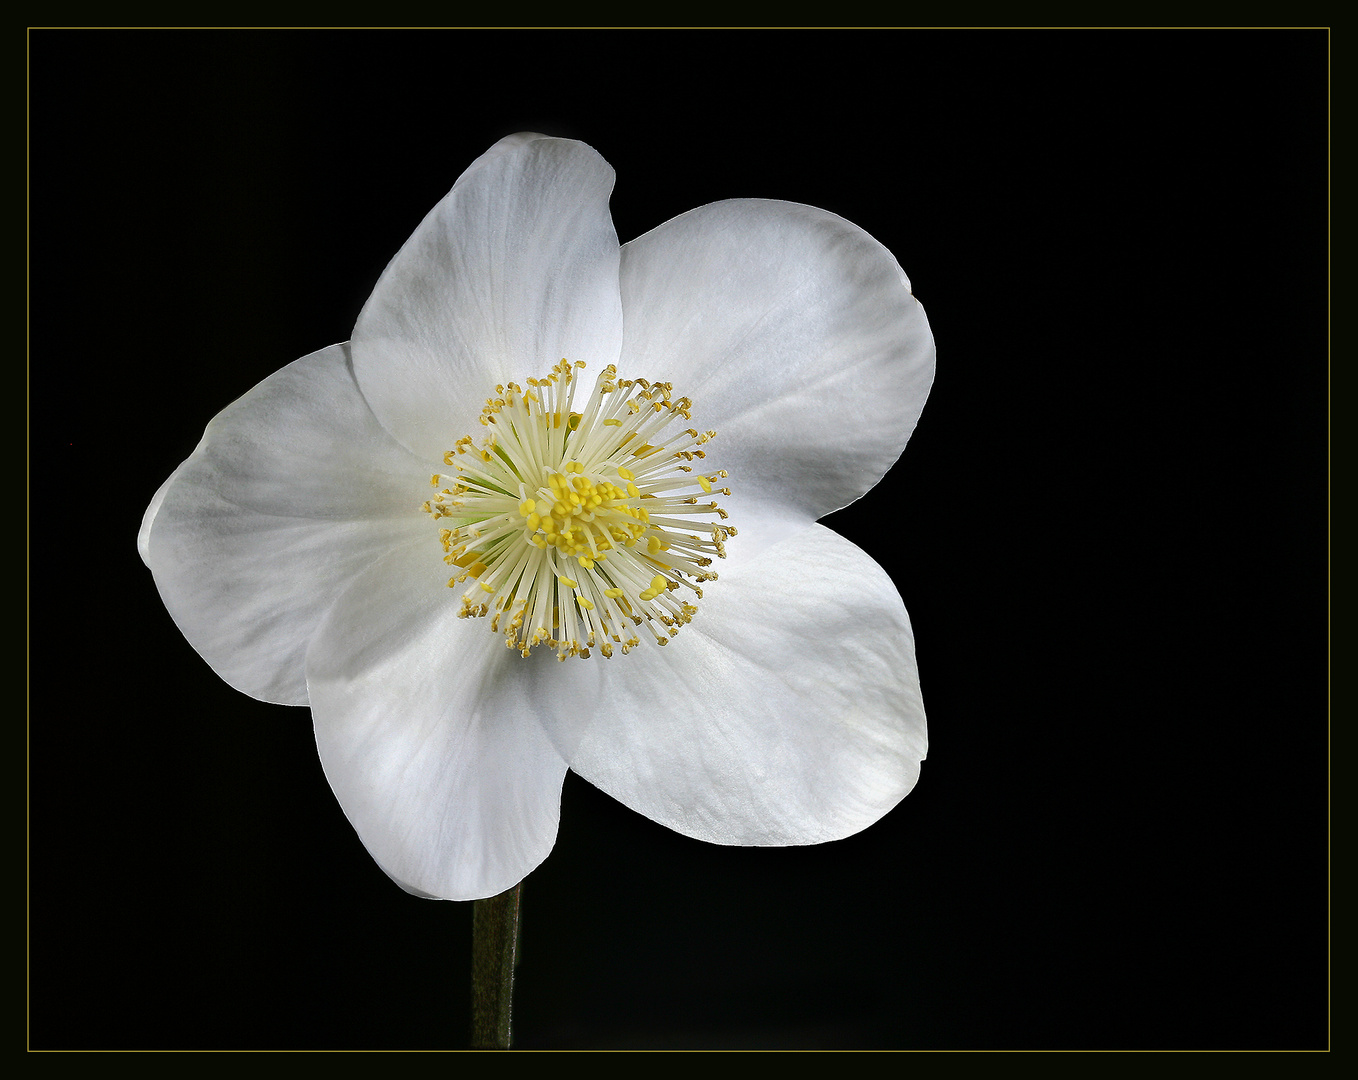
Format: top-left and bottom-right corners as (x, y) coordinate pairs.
(566, 524), (927, 845)
(619, 200), (935, 527)
(142, 344), (431, 705)
(306, 541), (578, 900)
(138, 453), (195, 566)
(351, 134), (625, 461)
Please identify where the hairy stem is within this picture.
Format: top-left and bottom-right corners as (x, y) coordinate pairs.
(470, 881), (522, 1048)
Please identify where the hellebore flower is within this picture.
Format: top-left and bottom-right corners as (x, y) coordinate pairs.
(138, 134), (935, 901)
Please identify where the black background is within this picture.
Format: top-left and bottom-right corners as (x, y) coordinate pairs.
(29, 30), (1327, 1049)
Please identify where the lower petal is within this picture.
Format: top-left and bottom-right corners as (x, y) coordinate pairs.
(567, 524), (927, 845)
(306, 541), (580, 900)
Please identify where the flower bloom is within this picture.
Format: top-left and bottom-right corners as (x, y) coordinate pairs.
(139, 134), (935, 900)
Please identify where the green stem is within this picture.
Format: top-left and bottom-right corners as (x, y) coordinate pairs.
(470, 881), (522, 1049)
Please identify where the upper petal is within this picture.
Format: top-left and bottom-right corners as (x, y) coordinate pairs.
(564, 524), (927, 846)
(351, 134), (625, 461)
(141, 343), (431, 705)
(306, 539), (579, 901)
(618, 200), (935, 526)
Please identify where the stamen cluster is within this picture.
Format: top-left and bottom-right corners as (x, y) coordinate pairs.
(422, 360), (735, 659)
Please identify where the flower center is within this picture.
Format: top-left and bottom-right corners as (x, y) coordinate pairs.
(422, 360), (735, 660)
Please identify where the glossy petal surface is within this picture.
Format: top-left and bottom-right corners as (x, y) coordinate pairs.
(351, 134), (625, 461)
(566, 524), (927, 845)
(141, 344), (431, 705)
(306, 540), (578, 900)
(619, 200), (934, 530)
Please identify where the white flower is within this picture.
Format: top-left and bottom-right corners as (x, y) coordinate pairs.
(138, 134), (935, 901)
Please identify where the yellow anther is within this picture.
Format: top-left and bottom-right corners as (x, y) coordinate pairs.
(428, 359), (730, 660)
